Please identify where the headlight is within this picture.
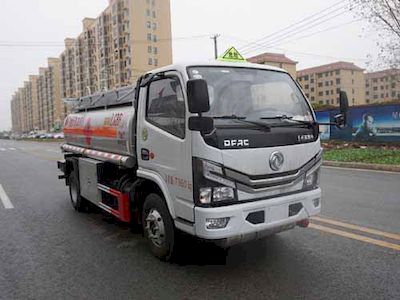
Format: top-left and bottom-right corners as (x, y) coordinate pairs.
(194, 159), (237, 206)
(199, 187), (235, 204)
(213, 187), (235, 202)
(304, 161), (321, 190)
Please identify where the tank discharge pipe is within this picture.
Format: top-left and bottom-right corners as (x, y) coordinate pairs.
(61, 144), (135, 168)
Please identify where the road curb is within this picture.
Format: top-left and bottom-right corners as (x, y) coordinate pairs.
(323, 161), (400, 172)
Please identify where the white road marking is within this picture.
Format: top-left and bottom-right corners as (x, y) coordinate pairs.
(0, 184), (14, 209)
(9, 148), (17, 151)
(0, 148), (6, 151)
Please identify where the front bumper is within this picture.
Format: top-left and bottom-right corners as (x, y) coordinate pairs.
(194, 188), (321, 246)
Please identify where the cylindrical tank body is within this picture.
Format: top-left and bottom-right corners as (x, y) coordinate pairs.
(63, 106), (136, 157)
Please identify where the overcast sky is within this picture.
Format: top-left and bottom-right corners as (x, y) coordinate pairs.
(0, 0), (380, 130)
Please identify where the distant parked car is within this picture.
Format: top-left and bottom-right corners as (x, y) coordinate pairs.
(53, 133), (64, 139)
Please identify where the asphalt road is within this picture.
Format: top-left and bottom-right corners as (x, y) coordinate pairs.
(0, 139), (399, 300)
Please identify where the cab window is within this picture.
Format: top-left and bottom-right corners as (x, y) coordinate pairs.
(146, 77), (186, 139)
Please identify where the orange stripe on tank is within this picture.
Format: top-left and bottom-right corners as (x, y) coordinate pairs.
(64, 127), (118, 138)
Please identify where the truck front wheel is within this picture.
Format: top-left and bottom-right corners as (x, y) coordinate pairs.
(142, 194), (175, 261)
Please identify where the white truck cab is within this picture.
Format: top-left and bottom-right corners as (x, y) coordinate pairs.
(58, 61), (348, 260)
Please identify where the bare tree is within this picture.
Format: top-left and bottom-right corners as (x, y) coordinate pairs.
(351, 0), (400, 69)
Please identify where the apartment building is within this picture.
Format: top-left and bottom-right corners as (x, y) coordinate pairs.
(11, 95), (21, 133)
(61, 38), (77, 100)
(365, 69), (400, 104)
(60, 0), (173, 98)
(248, 52), (298, 79)
(11, 92), (23, 133)
(297, 62), (365, 107)
(11, 0), (173, 133)
(35, 59), (63, 132)
(29, 75), (40, 130)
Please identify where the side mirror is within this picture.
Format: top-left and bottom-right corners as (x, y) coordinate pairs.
(334, 91), (349, 128)
(189, 116), (214, 135)
(187, 79), (210, 113)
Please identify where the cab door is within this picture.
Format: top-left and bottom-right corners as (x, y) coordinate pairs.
(137, 72), (194, 222)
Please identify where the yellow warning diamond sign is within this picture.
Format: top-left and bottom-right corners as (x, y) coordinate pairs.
(218, 47), (247, 63)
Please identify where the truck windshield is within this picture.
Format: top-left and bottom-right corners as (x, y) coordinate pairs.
(187, 66), (314, 123)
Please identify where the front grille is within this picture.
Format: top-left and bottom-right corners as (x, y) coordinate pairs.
(225, 152), (322, 194)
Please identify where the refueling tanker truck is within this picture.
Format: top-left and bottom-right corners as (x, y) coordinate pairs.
(58, 60), (348, 260)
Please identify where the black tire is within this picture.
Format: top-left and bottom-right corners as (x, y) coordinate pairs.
(68, 171), (87, 212)
(142, 193), (175, 261)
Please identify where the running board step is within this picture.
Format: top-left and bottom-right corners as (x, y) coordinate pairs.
(97, 184), (131, 222)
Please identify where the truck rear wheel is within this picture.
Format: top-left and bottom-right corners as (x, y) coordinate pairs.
(142, 194), (175, 261)
(69, 171), (87, 212)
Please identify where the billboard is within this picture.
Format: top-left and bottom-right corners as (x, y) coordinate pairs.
(315, 104), (400, 143)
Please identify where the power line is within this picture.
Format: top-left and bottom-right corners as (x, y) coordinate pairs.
(238, 0), (348, 52)
(0, 34), (211, 48)
(266, 19), (363, 50)
(241, 7), (358, 55)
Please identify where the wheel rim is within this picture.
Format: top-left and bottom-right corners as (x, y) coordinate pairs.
(145, 209), (166, 247)
(70, 180), (78, 206)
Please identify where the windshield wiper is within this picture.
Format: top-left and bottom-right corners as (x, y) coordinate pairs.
(260, 115), (314, 127)
(214, 115), (271, 132)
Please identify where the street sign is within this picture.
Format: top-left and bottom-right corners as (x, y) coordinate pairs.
(218, 47), (247, 63)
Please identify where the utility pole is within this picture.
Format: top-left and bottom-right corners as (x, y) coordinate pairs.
(211, 34), (220, 59)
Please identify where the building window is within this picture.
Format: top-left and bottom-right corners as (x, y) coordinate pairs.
(311, 96), (315, 101)
(311, 87), (315, 92)
(148, 58), (153, 65)
(336, 78), (341, 85)
(153, 47), (158, 54)
(366, 91), (370, 96)
(319, 91), (323, 96)
(305, 84), (309, 89)
(152, 11), (156, 18)
(146, 21), (151, 29)
(148, 45), (152, 53)
(373, 86), (378, 91)
(146, 9), (151, 17)
(325, 81), (329, 86)
(304, 75), (309, 81)
(153, 23), (157, 30)
(147, 33), (152, 41)
(318, 73), (323, 78)
(325, 91), (329, 96)
(318, 82), (323, 87)
(310, 78), (314, 84)
(335, 70), (340, 75)
(325, 72), (329, 77)
(154, 59), (158, 66)
(153, 35), (157, 42)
